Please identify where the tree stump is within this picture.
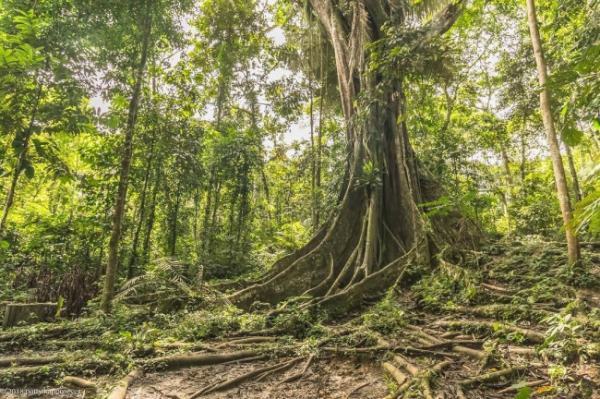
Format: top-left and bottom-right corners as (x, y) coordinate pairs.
(2, 303), (57, 328)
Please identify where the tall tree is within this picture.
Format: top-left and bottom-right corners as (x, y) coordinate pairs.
(525, 0), (579, 264)
(100, 1), (153, 313)
(231, 0), (474, 313)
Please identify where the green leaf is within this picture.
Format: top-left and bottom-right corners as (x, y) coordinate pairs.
(514, 386), (532, 399)
(0, 240), (9, 250)
(561, 125), (583, 147)
(21, 159), (35, 179)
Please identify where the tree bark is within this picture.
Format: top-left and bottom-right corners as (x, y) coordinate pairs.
(100, 4), (153, 313)
(526, 0), (579, 264)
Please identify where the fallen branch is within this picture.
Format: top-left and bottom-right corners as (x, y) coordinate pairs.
(434, 319), (545, 343)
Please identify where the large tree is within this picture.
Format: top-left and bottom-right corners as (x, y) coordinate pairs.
(231, 0), (475, 314)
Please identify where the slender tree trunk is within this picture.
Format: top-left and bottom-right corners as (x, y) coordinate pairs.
(169, 181), (182, 257)
(307, 26), (318, 231)
(520, 129), (527, 182)
(127, 137), (156, 279)
(142, 165), (161, 266)
(0, 79), (43, 235)
(201, 167), (215, 252)
(208, 181), (221, 254)
(100, 5), (153, 313)
(564, 143), (582, 202)
(500, 144), (513, 233)
(526, 0), (579, 264)
(315, 45), (325, 228)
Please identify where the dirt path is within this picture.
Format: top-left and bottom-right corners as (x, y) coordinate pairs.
(127, 358), (386, 399)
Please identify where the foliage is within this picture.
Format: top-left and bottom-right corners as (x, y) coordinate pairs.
(414, 260), (480, 309)
(0, 0), (597, 317)
(361, 294), (407, 335)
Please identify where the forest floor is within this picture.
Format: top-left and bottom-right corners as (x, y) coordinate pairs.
(0, 237), (599, 399)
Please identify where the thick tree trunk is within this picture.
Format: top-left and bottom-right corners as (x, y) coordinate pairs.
(100, 6), (153, 313)
(230, 1), (471, 313)
(526, 0), (579, 264)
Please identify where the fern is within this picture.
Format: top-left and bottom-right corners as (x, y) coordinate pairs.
(114, 258), (202, 308)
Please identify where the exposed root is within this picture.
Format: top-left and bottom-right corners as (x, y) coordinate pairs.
(481, 282), (514, 294)
(0, 359), (115, 388)
(420, 360), (453, 399)
(497, 379), (547, 393)
(0, 325), (69, 343)
(215, 336), (279, 348)
(345, 381), (372, 399)
(146, 350), (258, 371)
(433, 319), (545, 343)
(157, 341), (217, 352)
(62, 376), (97, 390)
(107, 368), (143, 399)
(504, 345), (537, 356)
(280, 354), (314, 383)
(459, 366), (528, 386)
(455, 385), (467, 399)
(188, 357), (304, 398)
(407, 325), (487, 360)
(220, 354), (268, 365)
(382, 361), (408, 386)
(0, 355), (64, 368)
(450, 304), (552, 320)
